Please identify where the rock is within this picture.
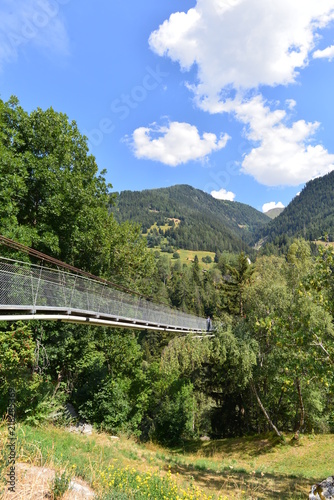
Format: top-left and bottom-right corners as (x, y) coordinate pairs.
(69, 479), (95, 497)
(65, 402), (80, 420)
(199, 435), (210, 441)
(68, 423), (93, 435)
(1, 463), (96, 499)
(65, 404), (93, 435)
(81, 424), (93, 434)
(309, 476), (334, 499)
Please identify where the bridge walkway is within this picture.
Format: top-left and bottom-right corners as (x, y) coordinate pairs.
(0, 257), (206, 333)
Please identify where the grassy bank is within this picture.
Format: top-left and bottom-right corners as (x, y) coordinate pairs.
(1, 424), (331, 499)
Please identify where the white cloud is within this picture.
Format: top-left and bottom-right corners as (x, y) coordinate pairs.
(262, 201), (285, 213)
(286, 99), (297, 110)
(149, 0), (334, 109)
(236, 95), (334, 186)
(313, 44), (334, 61)
(129, 121), (230, 166)
(211, 188), (236, 201)
(149, 0), (334, 185)
(0, 0), (69, 69)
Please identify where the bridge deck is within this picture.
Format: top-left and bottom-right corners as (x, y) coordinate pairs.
(0, 258), (206, 333)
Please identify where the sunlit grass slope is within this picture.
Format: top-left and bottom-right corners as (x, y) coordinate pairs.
(1, 424), (332, 499)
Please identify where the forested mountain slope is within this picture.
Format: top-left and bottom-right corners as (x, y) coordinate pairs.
(257, 171), (334, 244)
(112, 185), (270, 253)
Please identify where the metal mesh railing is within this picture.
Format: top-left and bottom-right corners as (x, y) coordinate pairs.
(0, 258), (206, 331)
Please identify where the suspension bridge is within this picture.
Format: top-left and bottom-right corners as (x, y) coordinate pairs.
(0, 237), (207, 334)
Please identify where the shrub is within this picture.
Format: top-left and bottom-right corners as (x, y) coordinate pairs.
(0, 322), (52, 420)
(51, 470), (72, 499)
(153, 381), (194, 445)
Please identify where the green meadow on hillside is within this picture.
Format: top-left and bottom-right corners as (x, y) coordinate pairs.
(152, 246), (216, 269)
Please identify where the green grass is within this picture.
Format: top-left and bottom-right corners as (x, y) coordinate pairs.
(152, 246), (216, 269)
(168, 433), (334, 479)
(1, 424), (331, 499)
(175, 249), (216, 269)
(143, 219), (181, 236)
(156, 218), (181, 231)
(314, 240), (334, 248)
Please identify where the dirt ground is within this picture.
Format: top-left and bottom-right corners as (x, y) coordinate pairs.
(1, 463), (95, 499)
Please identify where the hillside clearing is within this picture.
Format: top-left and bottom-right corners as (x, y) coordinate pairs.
(152, 247), (216, 269)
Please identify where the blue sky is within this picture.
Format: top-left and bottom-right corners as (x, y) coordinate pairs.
(1, 0), (334, 213)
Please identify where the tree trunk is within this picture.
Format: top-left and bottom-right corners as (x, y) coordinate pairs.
(250, 381), (282, 439)
(293, 377), (305, 440)
(53, 371), (62, 397)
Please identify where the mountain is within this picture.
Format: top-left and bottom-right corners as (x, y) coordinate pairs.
(265, 207), (284, 219)
(257, 170), (334, 244)
(112, 184), (270, 254)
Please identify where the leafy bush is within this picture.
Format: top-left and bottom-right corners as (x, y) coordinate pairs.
(51, 470), (72, 499)
(161, 245), (174, 253)
(0, 322), (52, 420)
(153, 381), (194, 445)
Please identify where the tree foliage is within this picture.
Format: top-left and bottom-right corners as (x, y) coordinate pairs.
(1, 95), (334, 443)
(0, 96), (155, 291)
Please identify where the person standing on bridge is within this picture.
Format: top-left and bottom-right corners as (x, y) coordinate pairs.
(206, 316), (212, 332)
